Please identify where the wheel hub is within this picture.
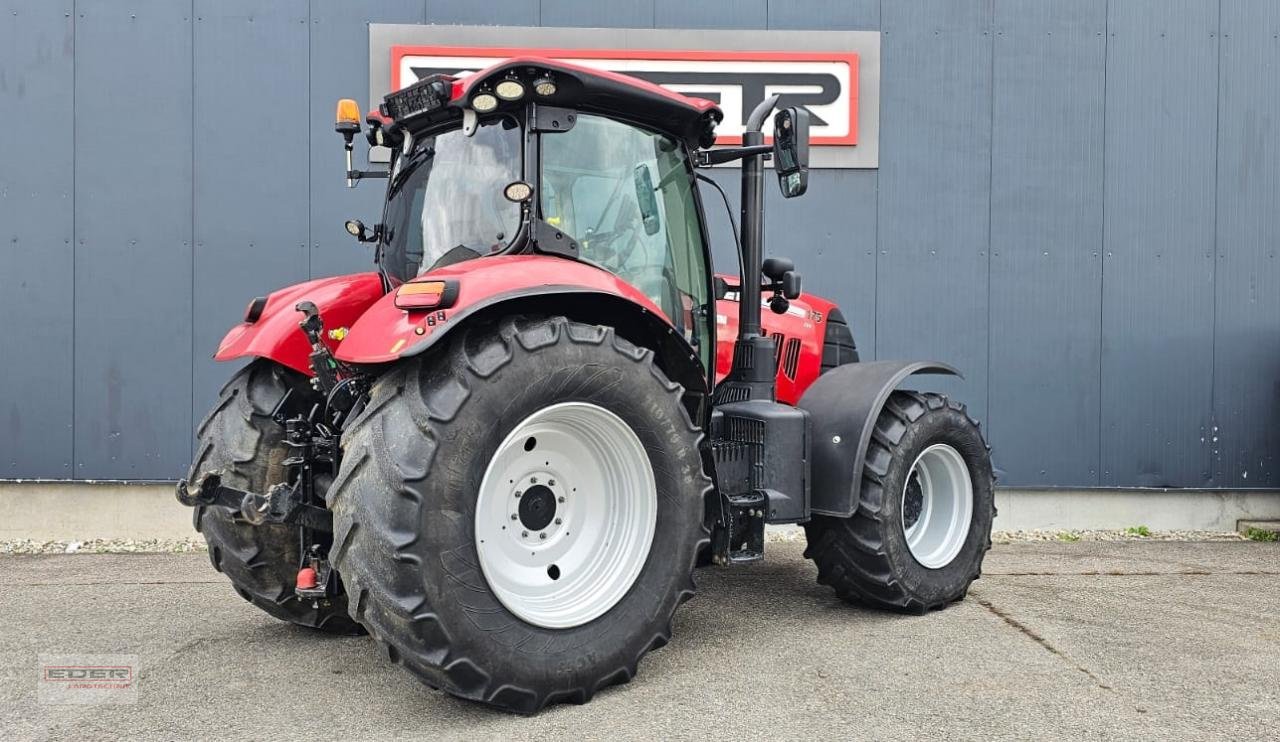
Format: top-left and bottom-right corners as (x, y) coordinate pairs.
(902, 475), (924, 529)
(517, 484), (557, 531)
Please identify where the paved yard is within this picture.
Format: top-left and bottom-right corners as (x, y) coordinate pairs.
(2, 541), (1277, 740)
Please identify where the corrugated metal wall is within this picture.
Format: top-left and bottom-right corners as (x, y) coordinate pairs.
(2, 0), (1278, 488)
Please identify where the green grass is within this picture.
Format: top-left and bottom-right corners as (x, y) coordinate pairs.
(1124, 525), (1151, 538)
(1245, 527), (1279, 543)
(1056, 531), (1082, 542)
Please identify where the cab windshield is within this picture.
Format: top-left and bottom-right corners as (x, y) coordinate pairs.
(540, 114), (712, 367)
(381, 117), (523, 278)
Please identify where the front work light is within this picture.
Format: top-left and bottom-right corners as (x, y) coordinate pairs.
(533, 77), (557, 97)
(503, 181), (533, 202)
(395, 279), (460, 311)
(472, 93), (499, 113)
(494, 79), (525, 101)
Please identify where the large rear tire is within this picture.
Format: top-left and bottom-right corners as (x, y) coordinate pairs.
(189, 360), (362, 634)
(328, 316), (711, 713)
(803, 391), (994, 613)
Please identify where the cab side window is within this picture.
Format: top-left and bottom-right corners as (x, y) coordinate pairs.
(540, 114), (712, 369)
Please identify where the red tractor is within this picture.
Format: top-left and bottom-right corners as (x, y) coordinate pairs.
(177, 58), (994, 713)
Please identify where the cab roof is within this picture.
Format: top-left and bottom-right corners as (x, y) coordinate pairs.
(381, 56), (723, 149)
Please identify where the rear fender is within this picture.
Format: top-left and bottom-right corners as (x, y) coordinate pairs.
(334, 255), (709, 408)
(796, 361), (961, 517)
(214, 272), (386, 377)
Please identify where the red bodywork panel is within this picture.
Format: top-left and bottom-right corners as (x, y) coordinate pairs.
(214, 265), (839, 406)
(713, 275), (839, 405)
(214, 273), (386, 377)
(334, 255), (670, 365)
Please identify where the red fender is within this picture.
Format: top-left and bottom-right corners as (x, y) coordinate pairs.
(334, 255), (672, 365)
(215, 272), (386, 376)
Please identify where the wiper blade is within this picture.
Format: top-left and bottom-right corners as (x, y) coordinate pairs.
(389, 146), (436, 195)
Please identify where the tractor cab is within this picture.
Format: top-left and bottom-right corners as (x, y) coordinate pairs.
(339, 59), (744, 372)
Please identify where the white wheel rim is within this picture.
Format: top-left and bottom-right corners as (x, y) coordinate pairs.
(901, 443), (973, 569)
(475, 401), (657, 629)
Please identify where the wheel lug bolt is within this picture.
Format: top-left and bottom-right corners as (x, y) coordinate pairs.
(539, 532), (547, 540)
(549, 479), (556, 486)
(514, 491), (522, 498)
(521, 531), (528, 538)
(558, 496), (565, 503)
(554, 518), (562, 525)
(510, 514), (518, 520)
(530, 476), (538, 484)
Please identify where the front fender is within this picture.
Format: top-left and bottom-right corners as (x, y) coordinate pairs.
(334, 255), (674, 365)
(215, 272), (386, 376)
(797, 361), (961, 518)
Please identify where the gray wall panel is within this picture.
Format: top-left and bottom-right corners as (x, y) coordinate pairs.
(308, 0), (424, 280)
(1212, 0), (1280, 486)
(0, 1), (74, 477)
(699, 169), (878, 358)
(767, 0), (879, 30)
(654, 0), (767, 30)
(9, 0), (1280, 490)
(73, 0), (193, 478)
(768, 170), (878, 359)
(192, 0), (311, 422)
(540, 0), (653, 28)
(1100, 0), (1218, 487)
(987, 0), (1105, 486)
(877, 0), (993, 421)
(426, 1), (539, 27)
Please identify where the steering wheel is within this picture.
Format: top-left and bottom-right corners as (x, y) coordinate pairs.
(587, 198), (645, 266)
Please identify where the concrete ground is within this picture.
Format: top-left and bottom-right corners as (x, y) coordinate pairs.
(2, 541), (1277, 741)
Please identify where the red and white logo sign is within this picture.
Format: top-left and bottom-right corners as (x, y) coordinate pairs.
(391, 46), (859, 146)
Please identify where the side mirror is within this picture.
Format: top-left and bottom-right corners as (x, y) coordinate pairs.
(633, 164), (662, 236)
(772, 107), (809, 198)
(762, 256), (794, 281)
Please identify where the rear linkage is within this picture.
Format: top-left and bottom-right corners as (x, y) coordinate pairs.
(176, 301), (368, 600)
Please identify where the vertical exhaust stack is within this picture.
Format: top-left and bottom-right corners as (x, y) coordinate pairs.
(715, 95), (783, 404)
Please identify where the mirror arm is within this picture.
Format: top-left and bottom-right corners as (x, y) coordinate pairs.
(346, 168), (390, 182)
(695, 145), (771, 167)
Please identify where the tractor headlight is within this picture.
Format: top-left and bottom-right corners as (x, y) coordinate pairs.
(471, 92), (499, 112)
(495, 79), (525, 101)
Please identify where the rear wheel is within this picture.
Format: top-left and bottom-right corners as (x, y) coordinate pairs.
(328, 316), (710, 713)
(189, 360), (362, 634)
(803, 391), (993, 613)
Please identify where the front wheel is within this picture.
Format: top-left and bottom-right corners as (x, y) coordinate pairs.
(327, 316), (711, 713)
(804, 391), (994, 613)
